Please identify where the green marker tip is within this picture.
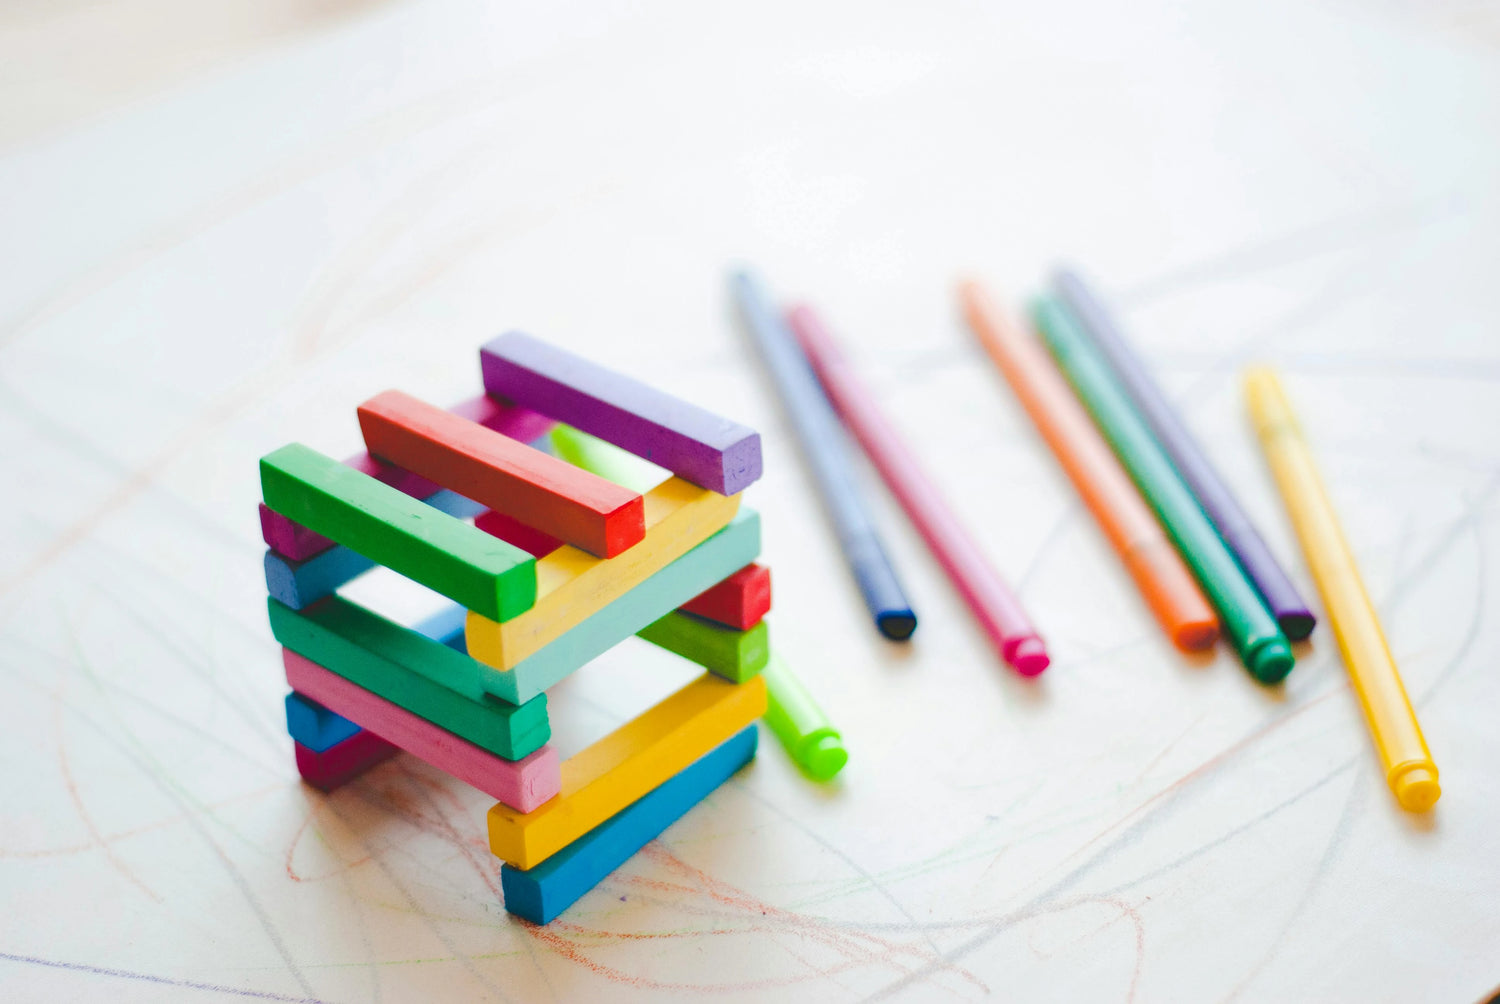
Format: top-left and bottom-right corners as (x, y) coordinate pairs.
(1248, 637), (1295, 684)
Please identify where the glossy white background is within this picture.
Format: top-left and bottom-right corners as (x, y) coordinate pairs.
(0, 0), (1497, 1000)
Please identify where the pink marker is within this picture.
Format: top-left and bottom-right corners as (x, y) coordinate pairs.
(787, 304), (1049, 675)
(283, 650), (561, 811)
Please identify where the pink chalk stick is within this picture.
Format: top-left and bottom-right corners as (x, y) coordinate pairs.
(294, 729), (400, 792)
(260, 394), (555, 561)
(283, 649), (561, 812)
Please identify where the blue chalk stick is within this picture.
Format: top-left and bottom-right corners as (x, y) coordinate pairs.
(729, 270), (917, 641)
(264, 488), (485, 609)
(501, 725), (758, 924)
(284, 691), (362, 752)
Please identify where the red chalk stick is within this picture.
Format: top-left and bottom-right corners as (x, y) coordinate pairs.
(476, 509), (565, 559)
(680, 563), (772, 631)
(261, 394), (553, 561)
(359, 390), (645, 558)
(284, 650), (561, 812)
(294, 729), (399, 792)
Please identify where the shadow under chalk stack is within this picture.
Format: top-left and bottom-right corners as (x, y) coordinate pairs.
(256, 332), (778, 924)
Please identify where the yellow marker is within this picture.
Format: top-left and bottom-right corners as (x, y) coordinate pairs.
(487, 672), (767, 868)
(465, 477), (740, 669)
(1245, 367), (1440, 812)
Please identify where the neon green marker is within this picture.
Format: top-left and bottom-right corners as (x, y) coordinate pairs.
(763, 653), (847, 781)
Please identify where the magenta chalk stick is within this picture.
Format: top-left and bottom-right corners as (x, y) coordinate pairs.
(294, 729), (400, 792)
(284, 649), (561, 812)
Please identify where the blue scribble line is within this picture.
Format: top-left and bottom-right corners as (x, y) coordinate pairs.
(0, 951), (325, 1002)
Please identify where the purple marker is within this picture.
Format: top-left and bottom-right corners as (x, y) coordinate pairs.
(1054, 268), (1317, 641)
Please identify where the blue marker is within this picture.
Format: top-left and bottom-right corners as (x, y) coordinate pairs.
(730, 269), (916, 640)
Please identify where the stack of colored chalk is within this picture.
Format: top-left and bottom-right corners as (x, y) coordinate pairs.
(257, 332), (778, 924)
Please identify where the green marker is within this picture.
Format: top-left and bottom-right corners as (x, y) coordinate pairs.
(1032, 296), (1294, 683)
(763, 653), (847, 781)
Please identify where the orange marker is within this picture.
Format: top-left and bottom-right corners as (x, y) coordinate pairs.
(959, 280), (1219, 651)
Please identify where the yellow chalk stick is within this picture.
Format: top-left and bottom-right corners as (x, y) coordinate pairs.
(1245, 366), (1440, 812)
(487, 672), (767, 868)
(465, 477), (741, 670)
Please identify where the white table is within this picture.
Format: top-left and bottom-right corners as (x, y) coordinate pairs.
(1, 1), (1496, 1000)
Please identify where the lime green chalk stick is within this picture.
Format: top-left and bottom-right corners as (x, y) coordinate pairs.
(636, 610), (770, 683)
(550, 424), (669, 494)
(763, 652), (847, 781)
(1032, 297), (1294, 683)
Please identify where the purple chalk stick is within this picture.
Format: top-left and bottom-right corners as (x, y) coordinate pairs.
(480, 332), (762, 496)
(259, 394), (553, 561)
(1053, 268), (1317, 641)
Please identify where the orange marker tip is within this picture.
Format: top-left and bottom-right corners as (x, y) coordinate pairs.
(1173, 620), (1220, 652)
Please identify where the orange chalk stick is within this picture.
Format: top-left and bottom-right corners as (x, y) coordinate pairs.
(359, 390), (645, 558)
(959, 281), (1219, 651)
(680, 563), (772, 630)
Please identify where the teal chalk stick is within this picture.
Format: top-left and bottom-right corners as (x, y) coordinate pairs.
(270, 510), (761, 712)
(268, 596), (550, 761)
(487, 509), (764, 704)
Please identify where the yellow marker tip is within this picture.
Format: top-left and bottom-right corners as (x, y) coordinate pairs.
(1392, 765), (1441, 812)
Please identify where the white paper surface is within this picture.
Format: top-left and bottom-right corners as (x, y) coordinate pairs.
(1, 1), (1497, 1000)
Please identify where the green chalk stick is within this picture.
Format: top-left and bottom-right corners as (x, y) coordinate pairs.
(636, 610), (770, 683)
(549, 424), (669, 494)
(268, 596), (550, 760)
(762, 652), (846, 781)
(260, 443), (536, 622)
(1031, 297), (1294, 683)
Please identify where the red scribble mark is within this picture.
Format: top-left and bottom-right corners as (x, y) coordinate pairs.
(1054, 896), (1147, 1004)
(283, 806), (373, 883)
(375, 761), (505, 901)
(518, 840), (989, 995)
(281, 757), (504, 900)
(53, 701), (163, 903)
(0, 782), (284, 860)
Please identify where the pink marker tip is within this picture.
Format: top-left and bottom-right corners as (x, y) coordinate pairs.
(1009, 637), (1050, 676)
